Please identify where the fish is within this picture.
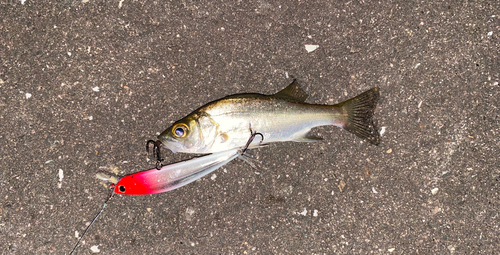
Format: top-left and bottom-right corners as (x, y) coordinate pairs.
(156, 79), (380, 154)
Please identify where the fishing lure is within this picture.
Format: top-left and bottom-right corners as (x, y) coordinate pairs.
(114, 148), (240, 195)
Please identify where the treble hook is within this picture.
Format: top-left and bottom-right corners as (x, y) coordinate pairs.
(241, 125), (264, 155)
(146, 140), (163, 170)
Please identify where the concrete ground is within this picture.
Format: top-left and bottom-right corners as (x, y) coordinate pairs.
(1, 0), (499, 254)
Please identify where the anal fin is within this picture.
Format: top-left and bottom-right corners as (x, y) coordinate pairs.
(292, 131), (323, 143)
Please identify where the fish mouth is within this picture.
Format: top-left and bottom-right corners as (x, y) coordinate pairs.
(163, 143), (179, 153)
(157, 136), (180, 153)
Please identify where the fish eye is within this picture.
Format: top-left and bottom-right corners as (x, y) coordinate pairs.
(119, 185), (126, 193)
(172, 123), (189, 138)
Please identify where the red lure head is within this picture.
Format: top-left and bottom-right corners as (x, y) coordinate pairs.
(114, 171), (155, 195)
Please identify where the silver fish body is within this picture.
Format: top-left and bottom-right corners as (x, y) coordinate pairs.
(158, 80), (380, 154)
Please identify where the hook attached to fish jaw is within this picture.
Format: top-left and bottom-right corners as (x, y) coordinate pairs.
(146, 140), (164, 170)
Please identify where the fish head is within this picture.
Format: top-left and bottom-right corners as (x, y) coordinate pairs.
(158, 113), (216, 153)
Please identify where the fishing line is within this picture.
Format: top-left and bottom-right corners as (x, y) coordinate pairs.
(69, 184), (115, 255)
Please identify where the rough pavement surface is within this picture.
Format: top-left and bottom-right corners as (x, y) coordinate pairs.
(1, 0), (499, 254)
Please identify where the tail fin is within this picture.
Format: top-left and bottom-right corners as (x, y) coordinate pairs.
(336, 87), (380, 145)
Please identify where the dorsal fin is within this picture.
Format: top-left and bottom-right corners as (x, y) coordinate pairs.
(274, 79), (309, 102)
